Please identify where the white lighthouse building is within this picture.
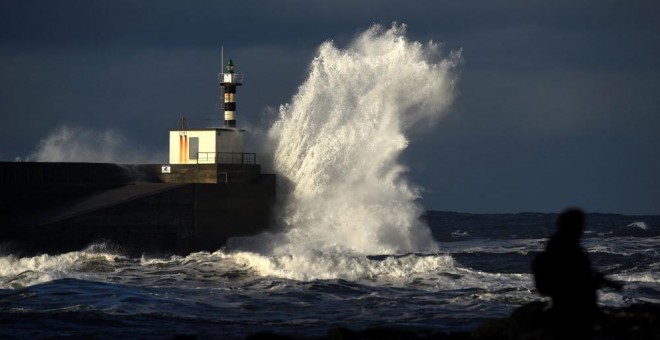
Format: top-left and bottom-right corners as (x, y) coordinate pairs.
(168, 58), (249, 165)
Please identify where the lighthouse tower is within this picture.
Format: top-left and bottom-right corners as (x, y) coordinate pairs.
(168, 57), (251, 169)
(219, 59), (242, 128)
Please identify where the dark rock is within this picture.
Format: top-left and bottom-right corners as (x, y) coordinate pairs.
(247, 302), (660, 340)
(472, 301), (660, 340)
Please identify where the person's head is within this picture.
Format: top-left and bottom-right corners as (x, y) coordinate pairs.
(557, 207), (585, 239)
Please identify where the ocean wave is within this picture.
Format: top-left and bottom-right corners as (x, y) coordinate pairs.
(230, 251), (456, 283)
(0, 249), (124, 289)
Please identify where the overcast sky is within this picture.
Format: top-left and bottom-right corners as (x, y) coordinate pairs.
(1, 0), (658, 214)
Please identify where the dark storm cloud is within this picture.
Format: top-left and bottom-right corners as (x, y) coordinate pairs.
(1, 0), (659, 214)
(4, 1), (655, 49)
(0, 0), (353, 47)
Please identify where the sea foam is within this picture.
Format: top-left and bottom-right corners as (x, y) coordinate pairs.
(228, 23), (461, 278)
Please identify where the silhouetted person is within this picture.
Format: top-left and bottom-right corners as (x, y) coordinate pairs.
(532, 208), (622, 338)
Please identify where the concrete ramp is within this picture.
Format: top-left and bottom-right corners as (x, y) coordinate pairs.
(1, 176), (275, 257)
(0, 160), (276, 257)
(33, 182), (185, 226)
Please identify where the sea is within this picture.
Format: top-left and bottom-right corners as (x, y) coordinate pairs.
(3, 24), (658, 339)
(0, 211), (658, 339)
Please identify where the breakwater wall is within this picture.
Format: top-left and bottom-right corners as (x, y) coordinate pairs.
(0, 162), (276, 256)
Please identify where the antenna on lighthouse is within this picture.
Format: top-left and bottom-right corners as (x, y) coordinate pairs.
(218, 53), (243, 128)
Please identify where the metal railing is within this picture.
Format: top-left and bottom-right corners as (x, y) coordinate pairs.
(218, 73), (244, 84)
(196, 152), (256, 165)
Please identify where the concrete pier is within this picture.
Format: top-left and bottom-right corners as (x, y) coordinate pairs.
(0, 162), (275, 257)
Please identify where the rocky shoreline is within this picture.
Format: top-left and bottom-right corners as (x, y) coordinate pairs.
(247, 301), (660, 339)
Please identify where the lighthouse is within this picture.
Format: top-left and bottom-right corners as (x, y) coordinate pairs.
(168, 57), (250, 168)
(219, 59), (242, 128)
